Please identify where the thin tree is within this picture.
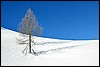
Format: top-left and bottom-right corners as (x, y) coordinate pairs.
(17, 8), (42, 54)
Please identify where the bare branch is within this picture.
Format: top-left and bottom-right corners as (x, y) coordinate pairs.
(16, 37), (29, 45)
(22, 44), (28, 54)
(18, 43), (29, 45)
(31, 40), (36, 45)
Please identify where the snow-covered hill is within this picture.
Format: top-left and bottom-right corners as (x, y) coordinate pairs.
(1, 27), (99, 66)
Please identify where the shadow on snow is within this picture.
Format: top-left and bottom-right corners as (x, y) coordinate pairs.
(34, 41), (72, 45)
(32, 44), (87, 56)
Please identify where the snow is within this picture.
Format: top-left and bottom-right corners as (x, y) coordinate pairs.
(1, 27), (99, 66)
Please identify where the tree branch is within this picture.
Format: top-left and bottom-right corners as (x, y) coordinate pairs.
(22, 44), (28, 54)
(18, 42), (29, 45)
(31, 40), (36, 45)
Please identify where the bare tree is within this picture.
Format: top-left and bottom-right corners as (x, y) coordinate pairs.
(17, 8), (42, 54)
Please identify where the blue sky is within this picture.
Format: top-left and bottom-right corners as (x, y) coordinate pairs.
(1, 1), (99, 40)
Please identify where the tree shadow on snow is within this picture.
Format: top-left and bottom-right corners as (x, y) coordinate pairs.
(34, 41), (72, 45)
(32, 44), (87, 56)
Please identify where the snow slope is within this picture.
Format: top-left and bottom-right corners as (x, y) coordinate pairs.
(1, 27), (99, 66)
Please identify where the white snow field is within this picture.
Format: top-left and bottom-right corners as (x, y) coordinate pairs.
(1, 27), (99, 66)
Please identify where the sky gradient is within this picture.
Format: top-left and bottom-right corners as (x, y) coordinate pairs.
(1, 1), (99, 40)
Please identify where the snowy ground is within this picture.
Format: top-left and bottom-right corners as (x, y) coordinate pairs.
(1, 27), (99, 66)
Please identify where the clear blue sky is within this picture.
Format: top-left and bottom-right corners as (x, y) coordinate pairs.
(1, 1), (99, 40)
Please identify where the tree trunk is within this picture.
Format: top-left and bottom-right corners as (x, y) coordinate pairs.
(29, 34), (31, 53)
(28, 12), (32, 53)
